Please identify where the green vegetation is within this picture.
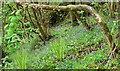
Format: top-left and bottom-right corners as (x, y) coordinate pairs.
(0, 1), (119, 69)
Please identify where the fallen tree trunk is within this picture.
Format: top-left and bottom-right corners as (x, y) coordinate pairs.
(20, 3), (116, 56)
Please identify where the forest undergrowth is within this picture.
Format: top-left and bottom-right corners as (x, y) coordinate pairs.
(0, 2), (119, 69)
(1, 16), (119, 69)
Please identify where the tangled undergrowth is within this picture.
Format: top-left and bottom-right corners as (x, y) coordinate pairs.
(2, 16), (119, 69)
(1, 2), (119, 69)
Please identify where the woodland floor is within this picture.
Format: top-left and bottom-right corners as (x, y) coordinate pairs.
(23, 16), (118, 69)
(2, 15), (119, 69)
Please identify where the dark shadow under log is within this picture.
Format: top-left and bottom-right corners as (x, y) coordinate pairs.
(70, 11), (79, 26)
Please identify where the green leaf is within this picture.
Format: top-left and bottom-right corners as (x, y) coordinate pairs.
(15, 9), (22, 15)
(91, 2), (98, 6)
(16, 16), (22, 20)
(10, 16), (18, 23)
(8, 47), (16, 54)
(5, 2), (15, 5)
(9, 23), (15, 28)
(114, 12), (119, 15)
(24, 22), (30, 26)
(4, 24), (9, 30)
(6, 28), (15, 37)
(77, 11), (84, 14)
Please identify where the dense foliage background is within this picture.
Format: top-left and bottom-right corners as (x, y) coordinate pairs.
(0, 2), (119, 69)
